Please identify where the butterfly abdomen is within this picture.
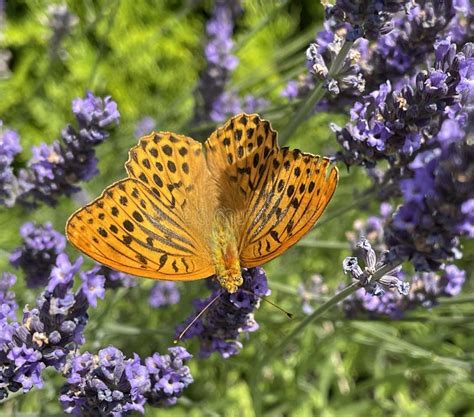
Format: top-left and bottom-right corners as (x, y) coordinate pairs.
(211, 213), (242, 293)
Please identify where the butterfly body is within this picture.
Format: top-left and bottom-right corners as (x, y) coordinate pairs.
(66, 114), (338, 292)
(211, 212), (242, 292)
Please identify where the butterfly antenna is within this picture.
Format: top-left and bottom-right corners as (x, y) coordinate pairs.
(240, 289), (293, 319)
(261, 296), (294, 319)
(173, 291), (222, 344)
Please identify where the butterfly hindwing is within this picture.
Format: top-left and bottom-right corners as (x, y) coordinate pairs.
(66, 133), (217, 280)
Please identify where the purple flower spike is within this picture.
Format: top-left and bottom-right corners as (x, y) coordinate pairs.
(440, 264), (465, 297)
(72, 92), (120, 134)
(0, 124), (22, 207)
(194, 1), (265, 124)
(60, 346), (193, 415)
(326, 1), (408, 40)
(15, 92), (120, 206)
(10, 222), (66, 288)
(343, 212), (467, 319)
(0, 272), (17, 322)
(176, 267), (270, 358)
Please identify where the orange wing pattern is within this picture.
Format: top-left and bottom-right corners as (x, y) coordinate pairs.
(66, 114), (339, 286)
(204, 113), (338, 267)
(240, 150), (338, 266)
(204, 113), (277, 227)
(66, 133), (216, 280)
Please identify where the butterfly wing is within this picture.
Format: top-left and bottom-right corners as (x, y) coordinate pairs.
(239, 150), (338, 266)
(204, 113), (338, 267)
(66, 132), (216, 280)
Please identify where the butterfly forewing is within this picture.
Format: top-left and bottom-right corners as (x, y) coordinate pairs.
(126, 132), (206, 211)
(66, 133), (217, 280)
(205, 114), (277, 225)
(204, 113), (339, 267)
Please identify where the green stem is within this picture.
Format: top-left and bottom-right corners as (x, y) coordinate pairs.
(328, 40), (353, 75)
(260, 259), (403, 365)
(279, 82), (325, 144)
(279, 40), (354, 144)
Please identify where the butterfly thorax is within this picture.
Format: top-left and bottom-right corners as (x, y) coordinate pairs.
(211, 211), (242, 293)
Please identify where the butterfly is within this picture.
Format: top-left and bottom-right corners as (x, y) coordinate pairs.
(66, 113), (339, 293)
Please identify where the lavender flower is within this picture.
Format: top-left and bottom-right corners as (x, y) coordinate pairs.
(343, 238), (409, 296)
(193, 1), (241, 123)
(0, 253), (105, 399)
(44, 4), (78, 59)
(334, 39), (472, 167)
(17, 92), (120, 206)
(343, 265), (466, 318)
(342, 213), (467, 318)
(149, 282), (180, 308)
(0, 273), (17, 320)
(326, 0), (408, 40)
(96, 265), (137, 289)
(281, 17), (370, 110)
(0, 273), (18, 346)
(144, 346), (193, 407)
(0, 124), (21, 207)
(60, 346), (193, 416)
(10, 222), (66, 288)
(365, 1), (461, 88)
(331, 39), (473, 271)
(47, 252), (83, 292)
(204, 3), (239, 71)
(386, 138), (474, 270)
(176, 267), (269, 358)
(135, 116), (156, 138)
(283, 2), (469, 112)
(305, 33), (366, 96)
(5, 345), (45, 393)
(79, 266), (106, 308)
(60, 347), (145, 416)
(194, 1), (265, 124)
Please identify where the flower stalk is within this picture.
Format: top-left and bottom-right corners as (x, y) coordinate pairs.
(279, 39), (354, 143)
(260, 257), (403, 365)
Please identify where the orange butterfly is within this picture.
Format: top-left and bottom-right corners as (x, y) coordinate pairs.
(66, 114), (338, 293)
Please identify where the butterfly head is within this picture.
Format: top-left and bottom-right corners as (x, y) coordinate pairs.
(217, 271), (243, 294)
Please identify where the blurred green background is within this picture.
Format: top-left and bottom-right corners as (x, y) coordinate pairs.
(1, 1), (473, 416)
